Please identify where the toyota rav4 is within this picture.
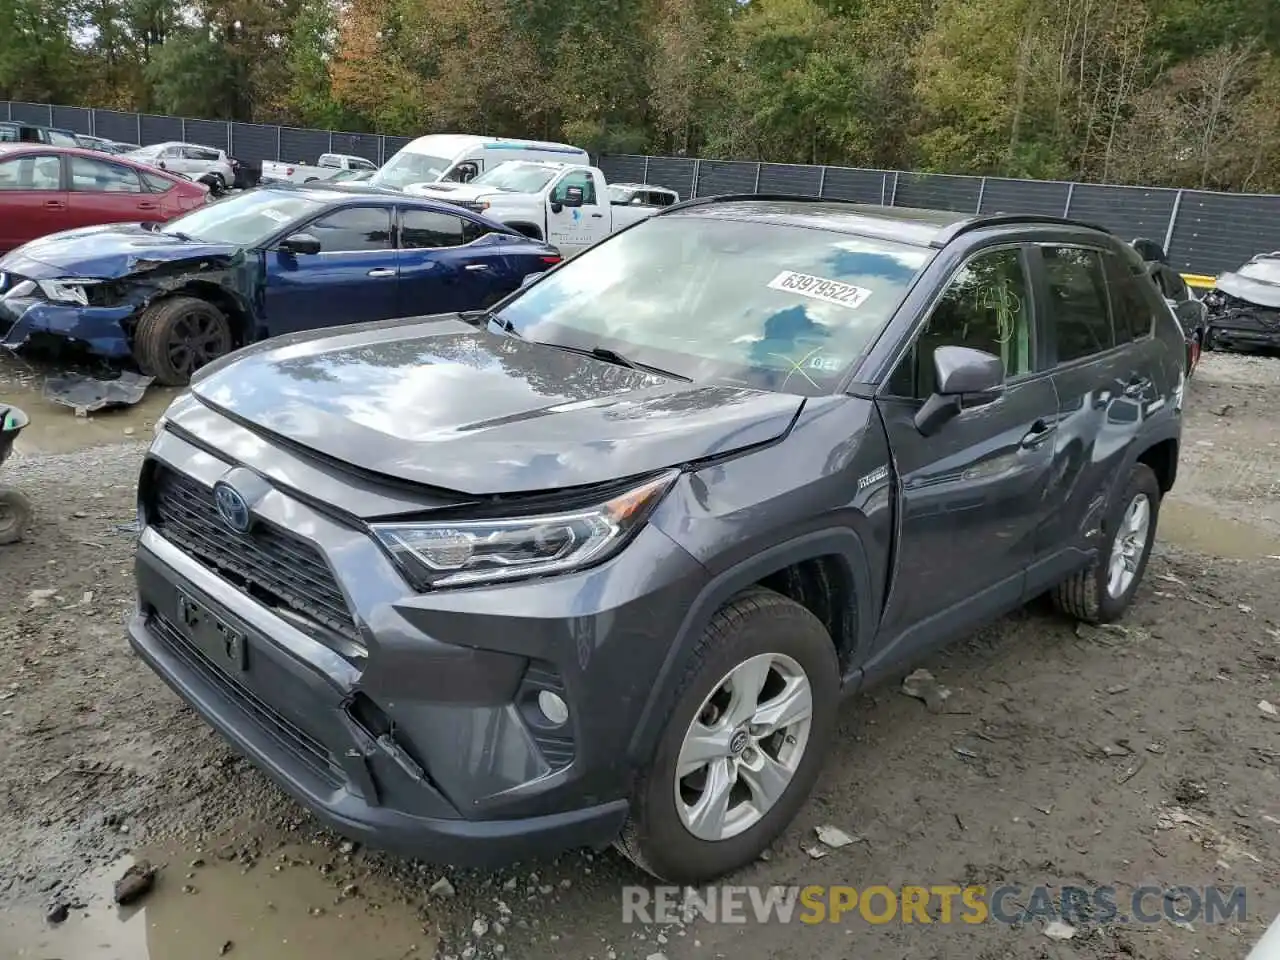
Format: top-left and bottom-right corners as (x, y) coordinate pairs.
(129, 197), (1185, 884)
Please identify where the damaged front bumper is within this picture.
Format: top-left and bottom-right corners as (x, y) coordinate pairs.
(0, 294), (135, 359)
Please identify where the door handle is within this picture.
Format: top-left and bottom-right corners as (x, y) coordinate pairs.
(44, 199), (65, 209)
(1019, 419), (1056, 449)
(464, 263), (489, 271)
(367, 268), (396, 278)
(590, 213), (603, 218)
(138, 202), (158, 210)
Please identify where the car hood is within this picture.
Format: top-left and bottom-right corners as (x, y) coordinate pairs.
(188, 317), (803, 495)
(1, 224), (243, 280)
(1216, 270), (1280, 309)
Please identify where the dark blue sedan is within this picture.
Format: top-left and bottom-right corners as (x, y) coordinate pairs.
(0, 184), (562, 385)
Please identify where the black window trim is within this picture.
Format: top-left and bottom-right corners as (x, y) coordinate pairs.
(878, 241), (1050, 402)
(1030, 240), (1133, 370)
(393, 204), (498, 251)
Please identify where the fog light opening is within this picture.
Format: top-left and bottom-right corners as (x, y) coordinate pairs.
(537, 690), (569, 726)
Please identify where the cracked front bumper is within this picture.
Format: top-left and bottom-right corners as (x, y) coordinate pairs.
(0, 296), (135, 358)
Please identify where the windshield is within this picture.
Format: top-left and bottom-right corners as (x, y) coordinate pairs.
(158, 189), (326, 247)
(494, 214), (934, 395)
(1239, 258), (1280, 285)
(369, 151), (453, 190)
(470, 162), (558, 193)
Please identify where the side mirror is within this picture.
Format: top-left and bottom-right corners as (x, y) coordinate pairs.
(157, 161), (166, 170)
(562, 185), (584, 208)
(278, 232), (321, 255)
(1131, 237), (1168, 265)
(913, 345), (1005, 436)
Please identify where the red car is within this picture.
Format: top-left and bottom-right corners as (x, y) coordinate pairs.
(0, 144), (208, 254)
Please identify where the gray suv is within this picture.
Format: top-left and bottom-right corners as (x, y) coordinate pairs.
(129, 197), (1185, 884)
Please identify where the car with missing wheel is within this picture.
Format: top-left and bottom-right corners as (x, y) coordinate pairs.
(128, 196), (1184, 884)
(0, 183), (562, 385)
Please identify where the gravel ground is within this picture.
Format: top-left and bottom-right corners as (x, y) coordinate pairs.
(1, 351), (1279, 960)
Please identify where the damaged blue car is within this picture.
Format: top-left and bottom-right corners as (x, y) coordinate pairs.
(0, 184), (563, 385)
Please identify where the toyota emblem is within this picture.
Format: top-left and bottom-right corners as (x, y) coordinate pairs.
(213, 480), (252, 534)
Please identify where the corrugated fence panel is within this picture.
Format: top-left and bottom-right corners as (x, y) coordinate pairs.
(185, 119), (229, 152)
(382, 135), (412, 162)
(696, 160), (756, 196)
(819, 167), (888, 203)
(1168, 192), (1280, 276)
(10, 102), (52, 124)
(229, 123), (278, 163)
(597, 155), (648, 185)
(94, 110), (139, 144)
(139, 114), (182, 145)
(1067, 184), (1178, 242)
(895, 173), (982, 213)
(51, 105), (91, 134)
(759, 163), (822, 196)
(280, 127), (329, 164)
(645, 158), (697, 199)
(980, 177), (1071, 217)
(329, 132), (380, 164)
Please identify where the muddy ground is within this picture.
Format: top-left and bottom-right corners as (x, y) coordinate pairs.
(1, 351), (1278, 960)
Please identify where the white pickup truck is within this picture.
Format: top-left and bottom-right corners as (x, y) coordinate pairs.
(404, 161), (678, 257)
(261, 153), (378, 185)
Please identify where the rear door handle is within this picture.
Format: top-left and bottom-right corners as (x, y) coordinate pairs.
(1020, 419), (1056, 449)
(590, 213), (603, 218)
(138, 202), (158, 211)
(367, 267), (396, 278)
(44, 199), (65, 209)
(464, 263), (489, 271)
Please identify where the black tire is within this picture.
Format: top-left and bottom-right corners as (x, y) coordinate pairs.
(1051, 463), (1161, 624)
(133, 296), (233, 387)
(0, 488), (32, 544)
(616, 587), (839, 884)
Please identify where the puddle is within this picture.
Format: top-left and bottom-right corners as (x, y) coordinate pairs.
(1161, 500), (1280, 560)
(0, 357), (176, 455)
(2, 841), (435, 960)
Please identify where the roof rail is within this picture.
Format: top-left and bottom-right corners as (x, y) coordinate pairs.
(653, 192), (860, 217)
(931, 213), (1112, 246)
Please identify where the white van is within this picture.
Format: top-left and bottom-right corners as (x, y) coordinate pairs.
(369, 134), (589, 192)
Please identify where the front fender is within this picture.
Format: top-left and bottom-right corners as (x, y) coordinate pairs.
(626, 527), (876, 765)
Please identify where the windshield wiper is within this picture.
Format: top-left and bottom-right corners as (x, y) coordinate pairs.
(486, 311), (521, 338)
(545, 342), (691, 381)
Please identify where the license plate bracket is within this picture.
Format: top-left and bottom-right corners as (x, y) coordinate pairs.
(176, 591), (247, 673)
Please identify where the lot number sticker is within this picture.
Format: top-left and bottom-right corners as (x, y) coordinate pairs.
(768, 271), (872, 310)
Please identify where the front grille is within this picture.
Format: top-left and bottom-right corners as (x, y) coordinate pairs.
(149, 465), (360, 645)
(149, 613), (344, 787)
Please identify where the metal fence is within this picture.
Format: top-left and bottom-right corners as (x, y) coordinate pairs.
(6, 100), (1280, 276)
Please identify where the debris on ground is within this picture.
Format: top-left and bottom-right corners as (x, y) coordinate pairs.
(1260, 700), (1279, 719)
(429, 876), (456, 897)
(804, 844), (829, 859)
(112, 860), (157, 905)
(901, 668), (951, 712)
(44, 901), (69, 923)
(814, 825), (858, 848)
(1043, 919), (1077, 940)
(42, 370), (154, 416)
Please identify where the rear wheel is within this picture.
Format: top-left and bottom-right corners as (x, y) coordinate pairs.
(133, 296), (233, 387)
(616, 587), (839, 884)
(1051, 463), (1161, 624)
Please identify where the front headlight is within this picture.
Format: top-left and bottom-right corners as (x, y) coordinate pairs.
(372, 469), (680, 589)
(37, 278), (102, 306)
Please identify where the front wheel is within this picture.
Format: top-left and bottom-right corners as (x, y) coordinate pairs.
(1051, 463), (1161, 624)
(616, 587), (839, 884)
(0, 488), (33, 544)
(133, 296), (233, 387)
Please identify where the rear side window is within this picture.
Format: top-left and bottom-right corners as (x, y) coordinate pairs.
(1103, 253), (1156, 343)
(70, 155), (143, 193)
(142, 171), (175, 192)
(400, 209), (487, 248)
(0, 154), (61, 190)
(1041, 247), (1114, 363)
